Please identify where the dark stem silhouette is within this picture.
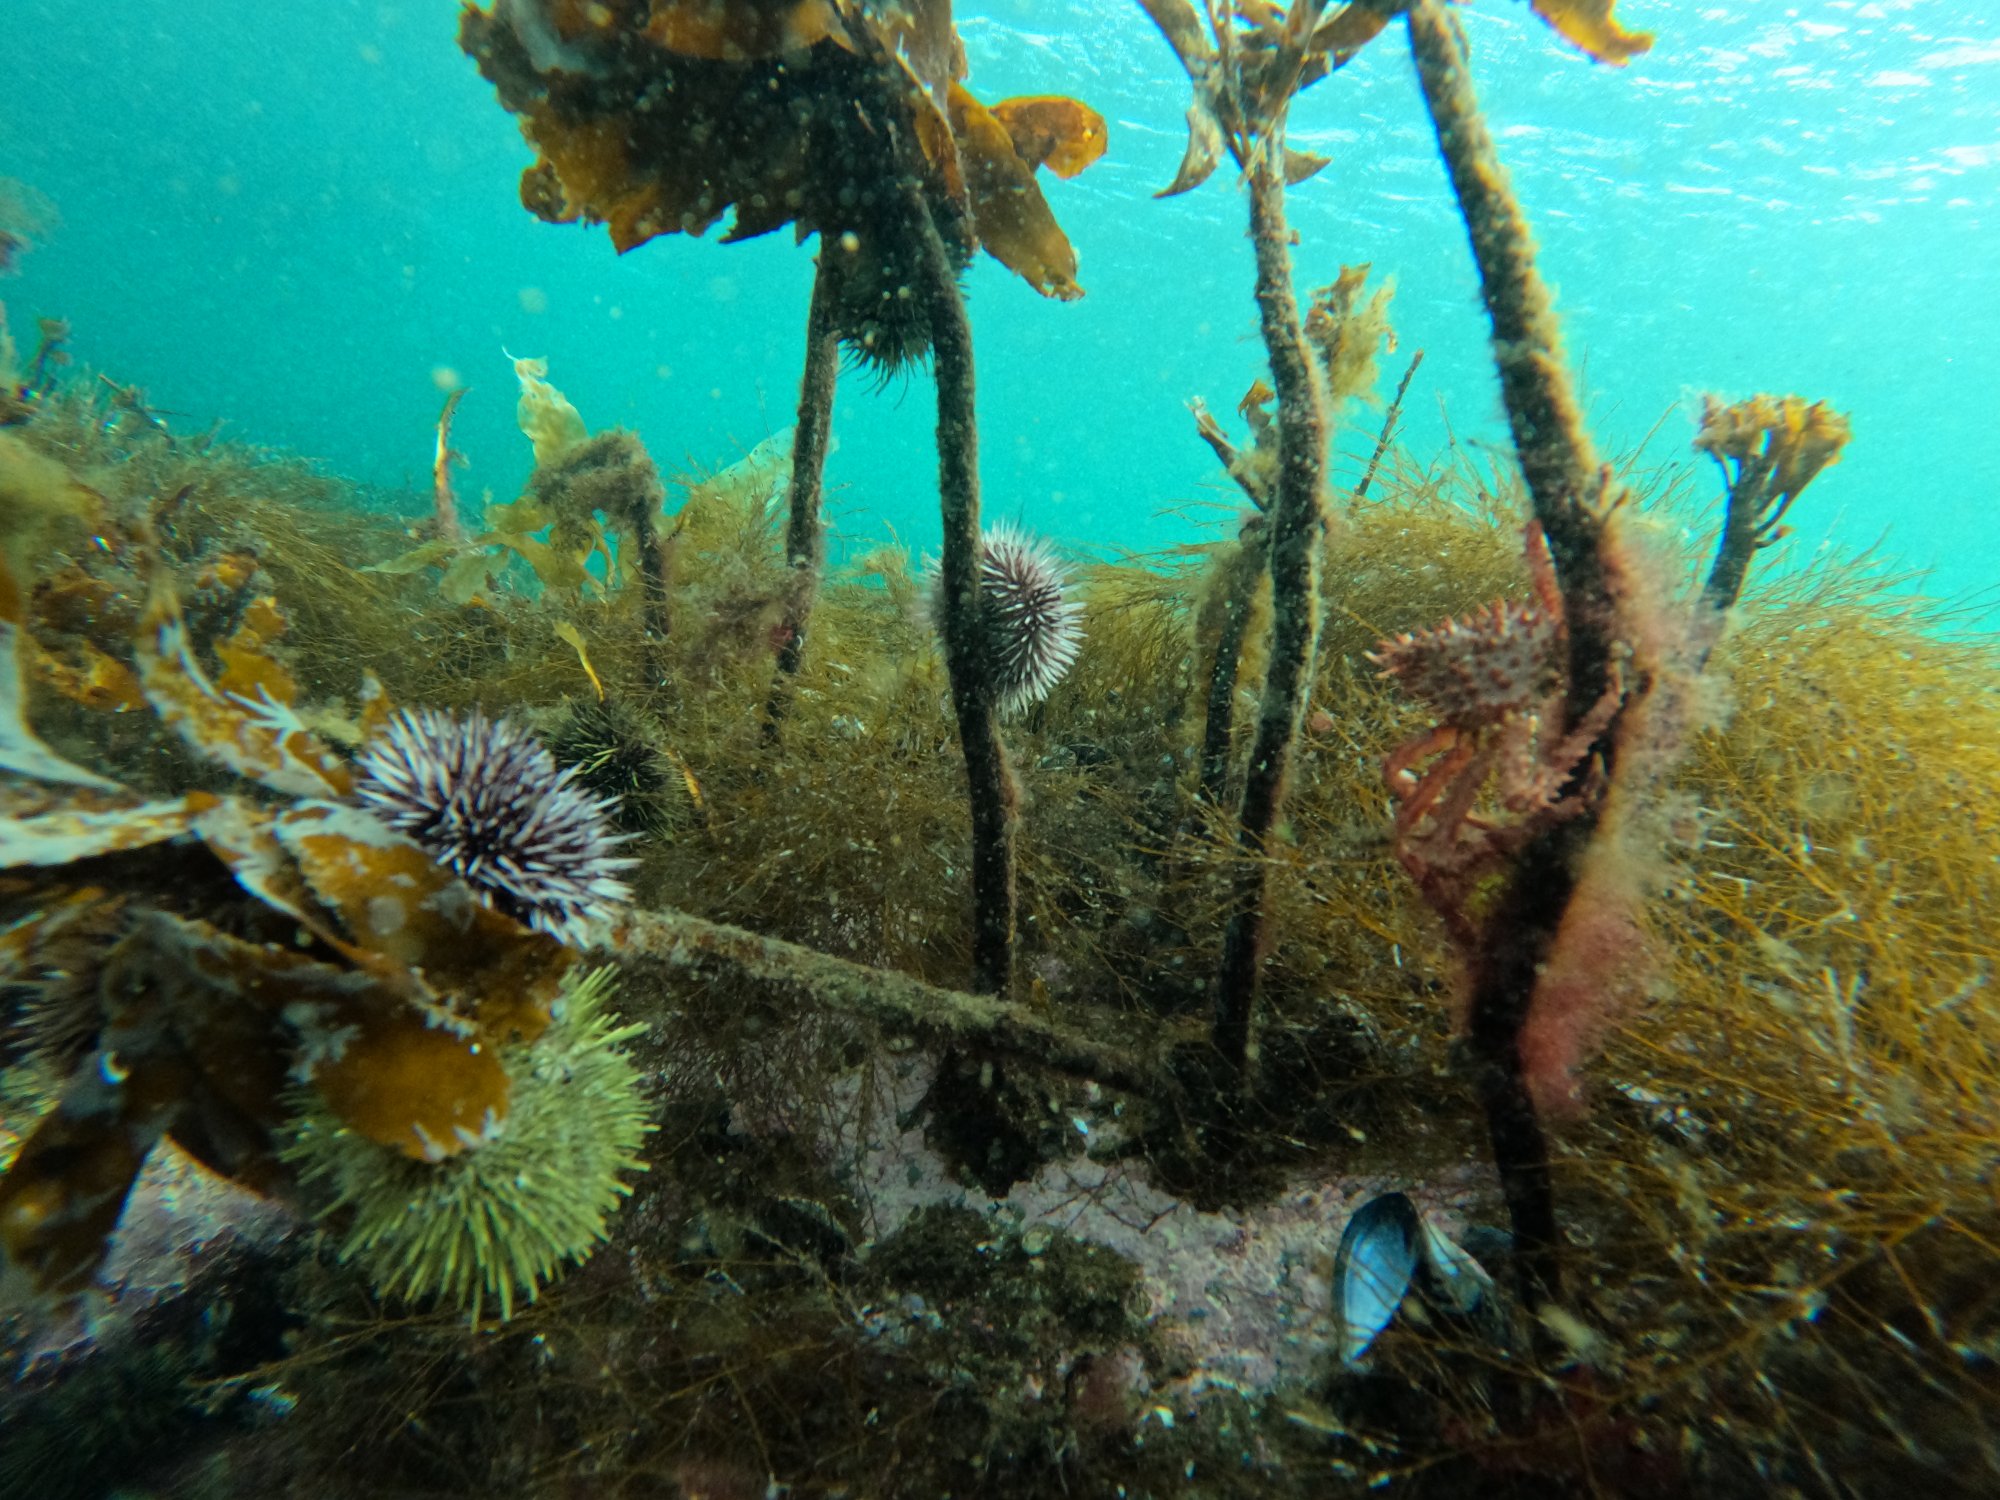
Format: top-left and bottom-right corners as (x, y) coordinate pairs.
(1407, 0), (1620, 1312)
(1209, 146), (1331, 1095)
(1196, 521), (1268, 811)
(1354, 348), (1423, 500)
(763, 251), (842, 741)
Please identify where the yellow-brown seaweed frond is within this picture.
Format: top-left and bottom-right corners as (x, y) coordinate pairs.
(1144, 0), (1653, 200)
(459, 0), (1102, 363)
(946, 83), (1085, 301)
(2, 546), (122, 790)
(461, 2), (917, 250)
(1695, 392), (1853, 504)
(510, 350), (587, 467)
(1569, 560), (2000, 1478)
(1304, 261), (1397, 407)
(1142, 0), (1370, 196)
(1529, 0), (1655, 66)
(135, 570), (356, 801)
(990, 95), (1110, 180)
(1315, 0), (1653, 71)
(645, 0), (838, 59)
(461, 0), (973, 371)
(377, 366), (667, 607)
(0, 429), (102, 572)
(0, 506), (584, 1295)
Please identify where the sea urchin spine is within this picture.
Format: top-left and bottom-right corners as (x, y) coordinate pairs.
(354, 708), (635, 946)
(932, 522), (1084, 719)
(282, 965), (651, 1322)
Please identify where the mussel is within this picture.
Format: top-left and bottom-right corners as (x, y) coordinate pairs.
(1332, 1191), (1495, 1366)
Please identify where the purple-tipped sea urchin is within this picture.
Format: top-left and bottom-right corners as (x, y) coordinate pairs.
(354, 709), (635, 945)
(932, 522), (1084, 718)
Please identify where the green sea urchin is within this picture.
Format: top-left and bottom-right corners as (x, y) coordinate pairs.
(282, 966), (651, 1322)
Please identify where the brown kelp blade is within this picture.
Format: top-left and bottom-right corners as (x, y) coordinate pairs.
(0, 1067), (175, 1295)
(1244, 0), (1333, 128)
(644, 0), (840, 59)
(0, 792), (211, 867)
(990, 95), (1108, 179)
(1138, 0), (1215, 76)
(1285, 147), (1331, 184)
(0, 558), (121, 789)
(1140, 0), (1228, 197)
(1530, 0), (1654, 65)
(948, 83), (1085, 299)
(1311, 2), (1395, 63)
(134, 566), (355, 802)
(1158, 103), (1226, 198)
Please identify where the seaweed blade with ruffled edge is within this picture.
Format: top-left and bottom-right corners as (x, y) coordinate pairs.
(282, 966), (652, 1323)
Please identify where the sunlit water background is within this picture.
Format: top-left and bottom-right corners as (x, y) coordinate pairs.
(6, 1), (1997, 609)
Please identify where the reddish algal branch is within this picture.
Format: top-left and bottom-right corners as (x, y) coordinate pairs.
(433, 387), (468, 544)
(1405, 0), (1628, 1315)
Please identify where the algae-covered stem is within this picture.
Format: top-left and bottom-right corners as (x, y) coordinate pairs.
(615, 908), (1149, 1095)
(1196, 523), (1267, 811)
(1406, 0), (1621, 1310)
(1187, 406), (1270, 812)
(904, 182), (1019, 999)
(634, 470), (678, 691)
(1405, 2), (1614, 673)
(1700, 460), (1777, 623)
(1209, 143), (1332, 1091)
(763, 251), (842, 741)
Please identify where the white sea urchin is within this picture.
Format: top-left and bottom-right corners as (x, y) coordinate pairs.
(353, 708), (635, 945)
(931, 522), (1084, 718)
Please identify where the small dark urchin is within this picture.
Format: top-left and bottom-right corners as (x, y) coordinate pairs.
(936, 522), (1085, 718)
(354, 708), (635, 945)
(545, 699), (679, 837)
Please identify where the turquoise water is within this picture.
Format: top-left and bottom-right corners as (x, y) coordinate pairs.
(6, 2), (1997, 603)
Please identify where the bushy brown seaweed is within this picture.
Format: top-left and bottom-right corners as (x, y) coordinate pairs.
(3, 359), (1996, 1492)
